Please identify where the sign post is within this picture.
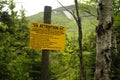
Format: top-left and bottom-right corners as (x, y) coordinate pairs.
(30, 6), (66, 80)
(41, 6), (51, 80)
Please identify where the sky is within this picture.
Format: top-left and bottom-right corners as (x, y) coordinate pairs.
(14, 0), (75, 16)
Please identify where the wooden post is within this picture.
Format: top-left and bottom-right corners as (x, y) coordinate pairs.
(41, 6), (52, 80)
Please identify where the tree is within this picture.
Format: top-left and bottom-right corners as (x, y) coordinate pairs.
(74, 1), (86, 80)
(57, 0), (86, 80)
(94, 0), (113, 80)
(0, 1), (11, 79)
(0, 0), (32, 79)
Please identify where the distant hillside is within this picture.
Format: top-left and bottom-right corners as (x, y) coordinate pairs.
(27, 4), (97, 38)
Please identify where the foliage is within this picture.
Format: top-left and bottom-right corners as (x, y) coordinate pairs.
(49, 38), (80, 80)
(113, 0), (120, 14)
(0, 0), (31, 79)
(83, 32), (96, 80)
(111, 0), (120, 79)
(0, 0), (99, 80)
(111, 12), (120, 80)
(0, 0), (98, 80)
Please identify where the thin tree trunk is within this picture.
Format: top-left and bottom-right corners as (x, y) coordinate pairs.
(57, 0), (86, 79)
(94, 0), (113, 80)
(74, 0), (86, 80)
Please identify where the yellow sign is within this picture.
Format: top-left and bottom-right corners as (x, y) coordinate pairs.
(30, 22), (66, 50)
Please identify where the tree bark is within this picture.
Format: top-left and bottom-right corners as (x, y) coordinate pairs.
(94, 0), (113, 80)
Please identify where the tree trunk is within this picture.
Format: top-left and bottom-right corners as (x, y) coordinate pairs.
(57, 0), (86, 79)
(74, 0), (86, 80)
(94, 0), (113, 80)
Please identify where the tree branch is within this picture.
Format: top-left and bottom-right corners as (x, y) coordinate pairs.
(74, 0), (81, 27)
(57, 0), (78, 22)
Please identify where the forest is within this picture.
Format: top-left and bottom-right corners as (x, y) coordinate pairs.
(0, 0), (120, 80)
